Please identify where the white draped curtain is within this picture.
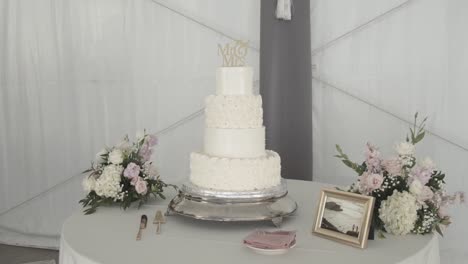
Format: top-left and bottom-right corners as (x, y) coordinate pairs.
(311, 0), (468, 263)
(0, 0), (259, 249)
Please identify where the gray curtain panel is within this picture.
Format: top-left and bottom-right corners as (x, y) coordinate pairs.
(260, 0), (312, 181)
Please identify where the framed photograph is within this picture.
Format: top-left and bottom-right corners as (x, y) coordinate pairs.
(312, 189), (375, 249)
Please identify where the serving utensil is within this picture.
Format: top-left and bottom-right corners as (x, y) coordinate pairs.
(154, 210), (166, 234)
(136, 215), (148, 241)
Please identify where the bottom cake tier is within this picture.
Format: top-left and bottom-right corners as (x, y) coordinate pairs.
(189, 150), (281, 191)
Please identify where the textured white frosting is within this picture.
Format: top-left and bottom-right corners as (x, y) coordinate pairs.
(216, 67), (253, 95)
(204, 127), (266, 158)
(205, 95), (263, 128)
(189, 150), (281, 191)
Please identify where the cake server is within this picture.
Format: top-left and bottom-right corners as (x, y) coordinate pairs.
(154, 210), (166, 234)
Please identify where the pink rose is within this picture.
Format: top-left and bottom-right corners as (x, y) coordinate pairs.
(130, 176), (139, 186)
(366, 173), (384, 190)
(411, 166), (433, 185)
(358, 173), (370, 194)
(143, 162), (159, 178)
(123, 162), (140, 178)
(438, 205), (449, 218)
(358, 172), (384, 194)
(132, 177), (148, 195)
(382, 158), (403, 177)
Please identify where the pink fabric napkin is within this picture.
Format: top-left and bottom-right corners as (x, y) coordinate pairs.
(243, 230), (296, 249)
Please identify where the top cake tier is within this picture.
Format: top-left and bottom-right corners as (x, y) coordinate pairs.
(216, 67), (253, 95)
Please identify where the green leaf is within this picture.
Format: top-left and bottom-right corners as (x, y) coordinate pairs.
(377, 230), (386, 239)
(435, 225), (444, 237)
(84, 207), (97, 215)
(408, 112), (428, 145)
(335, 144), (343, 153)
(82, 168), (94, 174)
(342, 160), (355, 169)
(413, 132), (425, 144)
(440, 218), (452, 226)
(413, 112), (418, 133)
(335, 145), (349, 159)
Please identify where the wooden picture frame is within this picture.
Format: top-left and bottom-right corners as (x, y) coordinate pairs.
(312, 189), (375, 249)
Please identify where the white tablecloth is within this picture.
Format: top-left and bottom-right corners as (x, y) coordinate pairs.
(60, 180), (440, 264)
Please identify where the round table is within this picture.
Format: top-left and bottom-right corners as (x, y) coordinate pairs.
(60, 180), (440, 264)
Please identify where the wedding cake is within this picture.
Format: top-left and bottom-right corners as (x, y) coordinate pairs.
(189, 66), (282, 191)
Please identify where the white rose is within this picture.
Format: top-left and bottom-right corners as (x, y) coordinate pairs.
(409, 179), (423, 195)
(395, 142), (415, 157)
(108, 149), (124, 165)
(82, 176), (96, 194)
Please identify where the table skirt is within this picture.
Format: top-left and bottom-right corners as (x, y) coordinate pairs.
(60, 180), (440, 264)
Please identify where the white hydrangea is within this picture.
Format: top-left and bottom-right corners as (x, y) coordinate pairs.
(379, 191), (420, 235)
(395, 142), (415, 157)
(108, 149), (124, 165)
(94, 165), (124, 199)
(82, 176), (97, 194)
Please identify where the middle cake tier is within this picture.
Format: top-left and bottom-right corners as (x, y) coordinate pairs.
(204, 127), (265, 158)
(205, 94), (263, 129)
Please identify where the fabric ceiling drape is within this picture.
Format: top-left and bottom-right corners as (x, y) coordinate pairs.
(0, 0), (260, 248)
(260, 0), (312, 181)
(310, 0), (468, 262)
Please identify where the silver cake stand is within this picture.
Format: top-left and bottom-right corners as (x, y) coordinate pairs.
(166, 180), (297, 227)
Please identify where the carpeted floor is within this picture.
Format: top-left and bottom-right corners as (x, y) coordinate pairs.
(0, 244), (58, 264)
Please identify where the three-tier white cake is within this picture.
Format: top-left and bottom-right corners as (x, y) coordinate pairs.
(189, 66), (282, 191)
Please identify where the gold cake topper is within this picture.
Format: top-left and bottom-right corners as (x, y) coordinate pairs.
(218, 40), (249, 67)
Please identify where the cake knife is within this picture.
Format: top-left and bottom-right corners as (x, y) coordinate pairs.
(136, 215), (148, 241)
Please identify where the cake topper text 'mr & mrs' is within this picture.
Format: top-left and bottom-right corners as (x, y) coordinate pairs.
(218, 40), (249, 67)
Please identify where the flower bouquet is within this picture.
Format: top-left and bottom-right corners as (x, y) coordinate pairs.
(80, 132), (173, 214)
(335, 113), (464, 236)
